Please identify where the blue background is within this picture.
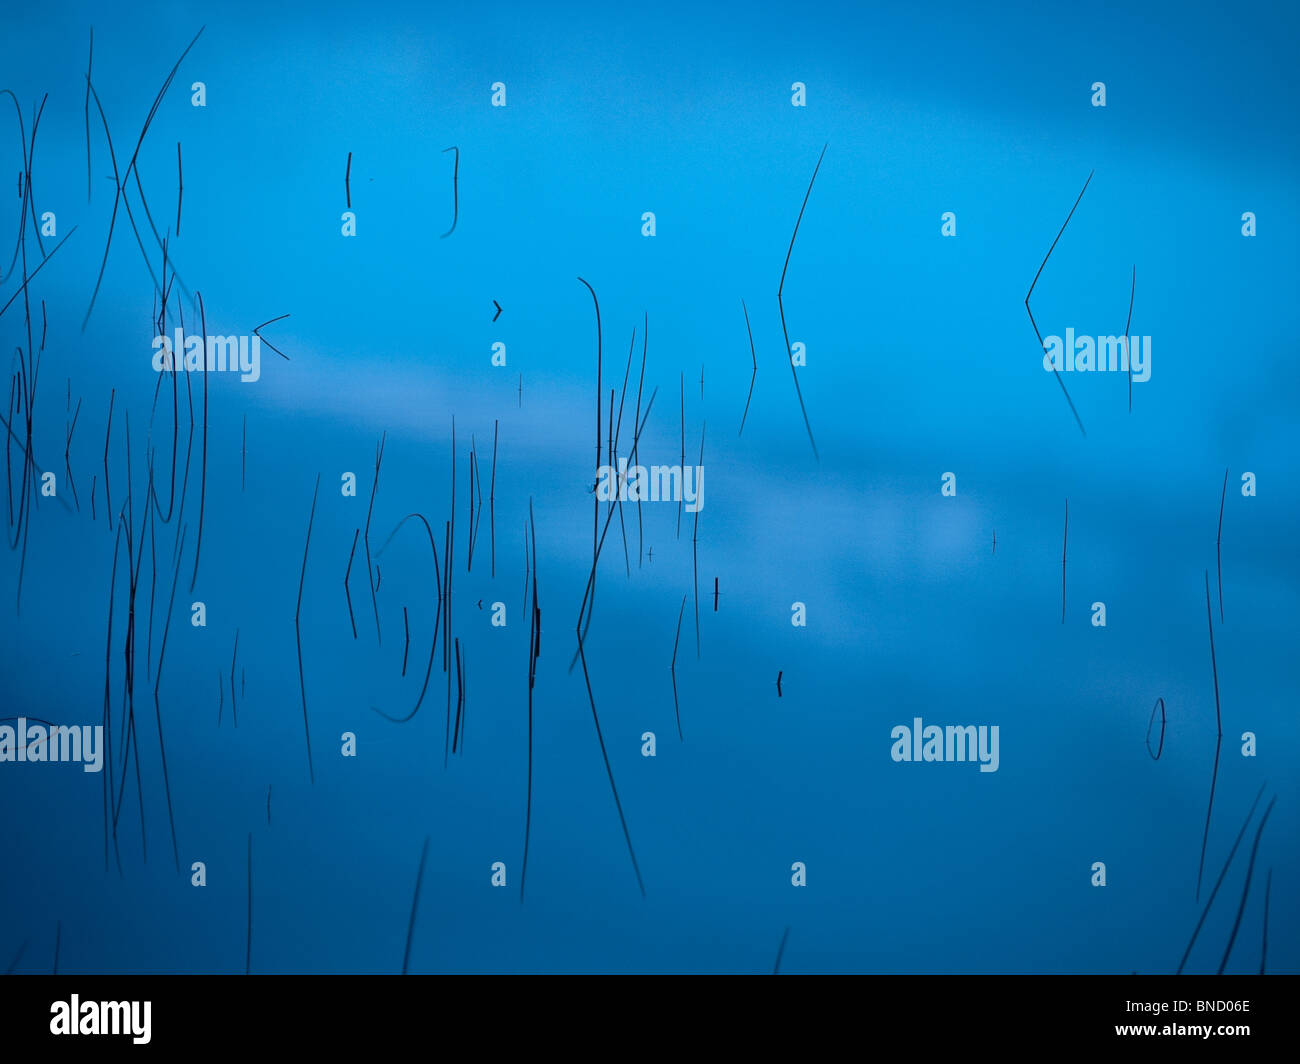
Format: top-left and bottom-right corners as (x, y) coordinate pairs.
(0, 0), (1296, 973)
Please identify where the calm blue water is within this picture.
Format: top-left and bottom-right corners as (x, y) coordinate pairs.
(1, 0), (1296, 974)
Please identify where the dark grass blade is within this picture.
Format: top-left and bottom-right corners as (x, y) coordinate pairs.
(1216, 796), (1276, 974)
(1024, 171), (1092, 438)
(773, 926), (791, 975)
(778, 145), (826, 459)
(294, 475), (321, 783)
(738, 298), (757, 435)
(402, 837), (430, 974)
(1195, 571), (1223, 901)
(1176, 783), (1264, 974)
